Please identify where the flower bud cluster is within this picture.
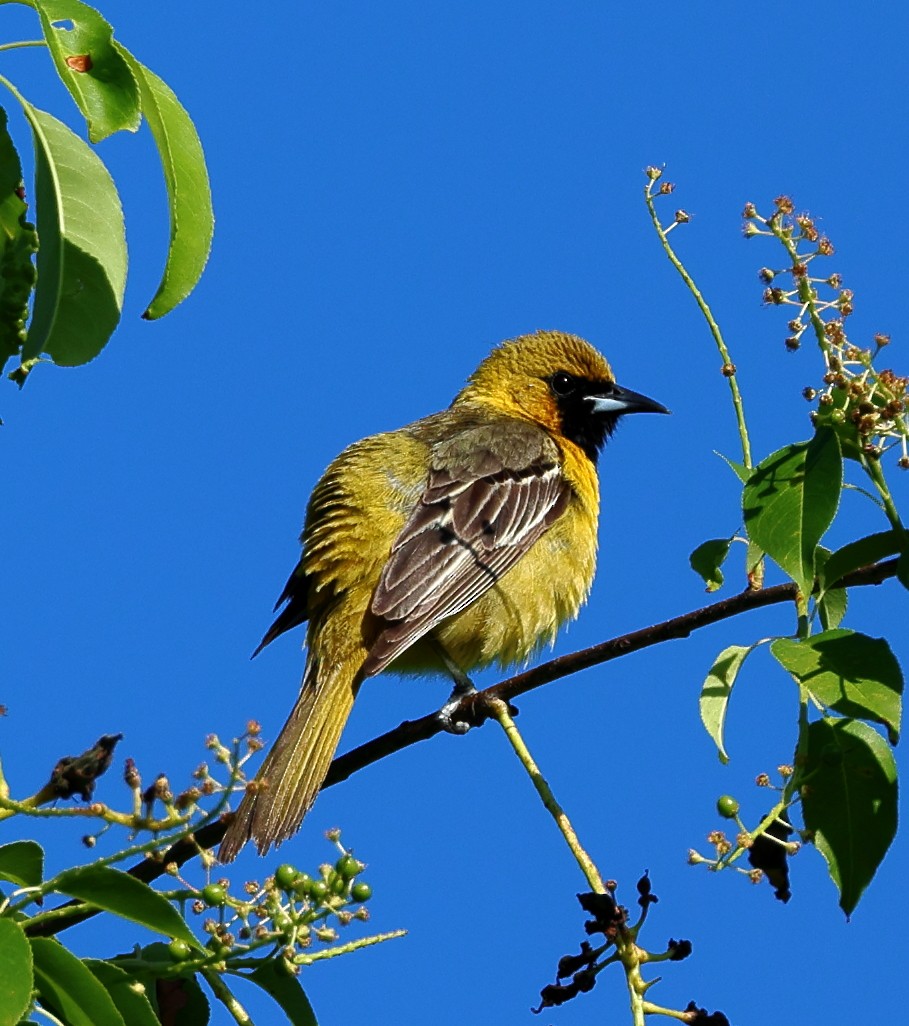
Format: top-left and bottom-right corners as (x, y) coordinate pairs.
(745, 198), (909, 465)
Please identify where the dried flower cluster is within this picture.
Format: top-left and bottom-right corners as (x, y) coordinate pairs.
(744, 197), (909, 465)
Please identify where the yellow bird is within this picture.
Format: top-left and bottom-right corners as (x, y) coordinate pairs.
(220, 331), (666, 859)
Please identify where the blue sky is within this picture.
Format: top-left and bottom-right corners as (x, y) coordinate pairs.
(2, 2), (907, 1023)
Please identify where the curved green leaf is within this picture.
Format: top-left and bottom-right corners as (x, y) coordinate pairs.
(108, 943), (210, 1026)
(0, 840), (44, 888)
(245, 959), (318, 1026)
(10, 95), (126, 367)
(700, 644), (754, 763)
(743, 428), (842, 594)
(52, 865), (196, 944)
(0, 918), (33, 1026)
(116, 45), (213, 318)
(84, 960), (159, 1026)
(157, 974), (210, 1026)
(817, 586), (848, 631)
(799, 718), (898, 917)
(30, 937), (125, 1026)
(689, 537), (732, 592)
(0, 106), (38, 372)
(772, 630), (902, 743)
(28, 0), (140, 142)
(815, 546), (847, 630)
(820, 529), (901, 594)
(715, 450), (751, 483)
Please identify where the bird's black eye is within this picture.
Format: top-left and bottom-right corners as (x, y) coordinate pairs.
(550, 371), (576, 397)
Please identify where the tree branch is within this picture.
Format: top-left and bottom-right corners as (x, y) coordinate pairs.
(324, 557), (898, 789)
(24, 557), (899, 938)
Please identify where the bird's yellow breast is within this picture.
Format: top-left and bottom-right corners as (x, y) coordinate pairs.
(301, 413), (600, 680)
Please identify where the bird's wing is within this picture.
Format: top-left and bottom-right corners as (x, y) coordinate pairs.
(251, 563), (310, 657)
(363, 422), (570, 676)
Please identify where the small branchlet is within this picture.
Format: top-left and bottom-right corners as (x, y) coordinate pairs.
(690, 781), (798, 904)
(532, 875), (702, 1018)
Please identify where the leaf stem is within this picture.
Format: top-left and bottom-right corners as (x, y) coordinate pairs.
(861, 453), (906, 540)
(0, 40), (47, 52)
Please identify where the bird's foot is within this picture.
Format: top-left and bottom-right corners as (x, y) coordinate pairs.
(437, 679), (477, 734)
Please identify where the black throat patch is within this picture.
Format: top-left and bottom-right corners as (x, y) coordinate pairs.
(548, 375), (620, 464)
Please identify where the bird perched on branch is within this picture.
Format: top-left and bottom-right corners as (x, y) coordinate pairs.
(220, 331), (667, 860)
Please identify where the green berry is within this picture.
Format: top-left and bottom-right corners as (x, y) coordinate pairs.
(272, 912), (292, 933)
(275, 863), (299, 891)
(168, 939), (192, 962)
(336, 854), (363, 879)
(308, 880), (328, 902)
(291, 873), (313, 897)
(201, 883), (227, 907)
(716, 795), (740, 819)
(350, 882), (372, 902)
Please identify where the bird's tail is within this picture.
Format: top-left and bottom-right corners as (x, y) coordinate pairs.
(219, 650), (362, 861)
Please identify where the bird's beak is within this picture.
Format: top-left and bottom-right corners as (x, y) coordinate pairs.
(588, 383), (670, 417)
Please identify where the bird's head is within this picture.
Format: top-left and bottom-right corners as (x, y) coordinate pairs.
(455, 330), (668, 462)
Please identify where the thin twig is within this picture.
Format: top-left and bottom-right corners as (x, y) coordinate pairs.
(645, 179), (753, 469)
(201, 968), (255, 1026)
(488, 698), (604, 892)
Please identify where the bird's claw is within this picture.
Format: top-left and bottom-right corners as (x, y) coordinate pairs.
(437, 685), (477, 734)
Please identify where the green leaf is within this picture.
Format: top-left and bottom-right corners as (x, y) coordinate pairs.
(820, 529), (901, 593)
(745, 538), (764, 577)
(52, 865), (197, 944)
(84, 960), (160, 1026)
(0, 107), (38, 371)
(0, 840), (44, 888)
(689, 538), (732, 592)
(0, 918), (33, 1026)
(28, 0), (140, 142)
(817, 586), (848, 631)
(715, 450), (751, 483)
(107, 943), (210, 1026)
(742, 428), (842, 594)
(157, 974), (210, 1026)
(700, 645), (754, 763)
(12, 97), (126, 367)
(772, 630), (902, 743)
(244, 959), (318, 1026)
(814, 546), (847, 630)
(898, 547), (909, 592)
(30, 937), (125, 1026)
(115, 45), (213, 318)
(799, 718), (898, 916)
